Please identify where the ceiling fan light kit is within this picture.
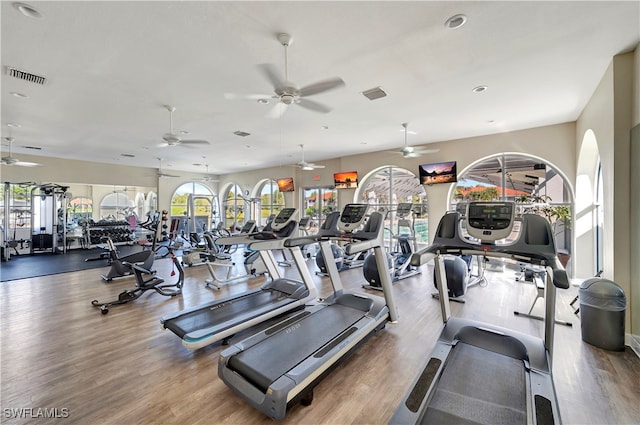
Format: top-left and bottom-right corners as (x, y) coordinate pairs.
(225, 33), (345, 118)
(1, 136), (42, 167)
(160, 105), (210, 147)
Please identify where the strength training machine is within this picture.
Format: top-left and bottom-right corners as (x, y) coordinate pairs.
(390, 201), (570, 425)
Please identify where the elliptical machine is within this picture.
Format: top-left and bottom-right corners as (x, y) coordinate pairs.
(431, 203), (488, 303)
(362, 203), (421, 290)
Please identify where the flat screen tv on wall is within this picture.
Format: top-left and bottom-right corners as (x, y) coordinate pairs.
(418, 161), (457, 185)
(276, 177), (295, 192)
(333, 171), (359, 189)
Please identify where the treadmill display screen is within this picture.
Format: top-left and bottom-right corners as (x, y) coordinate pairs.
(339, 204), (368, 225)
(274, 208), (295, 224)
(466, 202), (515, 241)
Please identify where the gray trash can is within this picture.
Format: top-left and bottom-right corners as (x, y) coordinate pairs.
(579, 278), (626, 351)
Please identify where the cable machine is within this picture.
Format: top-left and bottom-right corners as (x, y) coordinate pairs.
(30, 184), (71, 254)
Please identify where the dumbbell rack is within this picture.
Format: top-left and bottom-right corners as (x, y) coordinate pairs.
(85, 219), (134, 247)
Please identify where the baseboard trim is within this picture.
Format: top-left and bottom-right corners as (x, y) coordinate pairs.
(627, 333), (640, 358)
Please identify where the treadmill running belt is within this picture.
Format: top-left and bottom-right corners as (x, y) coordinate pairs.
(164, 289), (289, 338)
(422, 343), (526, 425)
(229, 304), (367, 392)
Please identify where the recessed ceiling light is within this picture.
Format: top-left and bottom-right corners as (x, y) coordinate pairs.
(10, 91), (28, 98)
(487, 120), (496, 124)
(13, 2), (43, 19)
(120, 153), (135, 158)
(6, 123), (22, 128)
(257, 99), (269, 104)
(472, 85), (488, 93)
(321, 126), (329, 130)
(180, 130), (190, 135)
(445, 14), (467, 29)
(192, 163), (202, 166)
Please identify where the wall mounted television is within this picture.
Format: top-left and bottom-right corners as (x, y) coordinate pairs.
(418, 161), (457, 185)
(333, 171), (359, 189)
(276, 177), (295, 192)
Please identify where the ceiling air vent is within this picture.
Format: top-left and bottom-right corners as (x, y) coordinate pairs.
(233, 131), (251, 137)
(6, 66), (47, 85)
(22, 145), (42, 150)
(362, 86), (387, 101)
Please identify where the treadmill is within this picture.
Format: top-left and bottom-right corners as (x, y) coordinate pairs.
(218, 204), (400, 420)
(390, 201), (570, 425)
(161, 208), (317, 350)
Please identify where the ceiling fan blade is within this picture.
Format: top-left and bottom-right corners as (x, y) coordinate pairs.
(310, 164), (325, 169)
(224, 93), (274, 100)
(415, 148), (440, 155)
(299, 77), (345, 97)
(15, 160), (42, 167)
(257, 63), (286, 91)
(297, 98), (332, 113)
(180, 139), (210, 145)
(266, 102), (288, 119)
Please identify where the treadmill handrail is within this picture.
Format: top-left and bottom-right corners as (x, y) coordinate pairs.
(411, 212), (569, 289)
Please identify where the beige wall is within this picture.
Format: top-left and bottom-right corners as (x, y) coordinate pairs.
(577, 51), (636, 340)
(631, 45), (640, 345)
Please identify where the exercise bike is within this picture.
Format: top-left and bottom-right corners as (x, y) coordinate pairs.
(97, 236), (156, 281)
(91, 246), (184, 314)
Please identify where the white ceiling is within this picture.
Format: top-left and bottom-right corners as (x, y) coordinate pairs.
(2, 1), (639, 176)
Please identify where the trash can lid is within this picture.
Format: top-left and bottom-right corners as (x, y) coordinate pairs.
(579, 278), (626, 298)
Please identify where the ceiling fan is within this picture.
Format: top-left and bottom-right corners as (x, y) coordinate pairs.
(294, 144), (325, 170)
(1, 137), (42, 167)
(159, 105), (210, 147)
(200, 165), (219, 183)
(393, 123), (439, 159)
(156, 157), (180, 178)
(225, 33), (345, 118)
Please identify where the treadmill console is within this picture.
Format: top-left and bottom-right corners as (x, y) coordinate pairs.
(396, 202), (413, 218)
(270, 208), (297, 231)
(466, 201), (515, 242)
(338, 204), (369, 233)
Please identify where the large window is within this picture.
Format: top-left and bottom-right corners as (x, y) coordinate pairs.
(452, 153), (573, 261)
(170, 182), (218, 235)
(257, 180), (285, 227)
(302, 187), (337, 229)
(222, 183), (245, 231)
(357, 166), (428, 249)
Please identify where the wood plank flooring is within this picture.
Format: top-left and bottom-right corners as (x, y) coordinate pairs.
(1, 252), (639, 424)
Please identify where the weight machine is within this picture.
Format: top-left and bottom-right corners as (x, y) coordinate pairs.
(30, 184), (71, 254)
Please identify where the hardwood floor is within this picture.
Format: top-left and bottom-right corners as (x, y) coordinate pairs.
(1, 252), (639, 424)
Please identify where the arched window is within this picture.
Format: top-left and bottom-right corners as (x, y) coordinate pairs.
(256, 180), (285, 228)
(452, 153), (573, 270)
(170, 182), (218, 236)
(595, 160), (604, 273)
(357, 166), (427, 249)
(100, 192), (134, 221)
(68, 197), (93, 225)
(222, 183), (245, 231)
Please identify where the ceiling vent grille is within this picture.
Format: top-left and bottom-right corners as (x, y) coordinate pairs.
(362, 86), (387, 101)
(6, 66), (47, 85)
